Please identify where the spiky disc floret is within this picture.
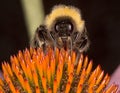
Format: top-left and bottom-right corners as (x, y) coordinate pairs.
(0, 47), (119, 93)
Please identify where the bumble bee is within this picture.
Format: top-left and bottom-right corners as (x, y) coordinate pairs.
(31, 5), (89, 53)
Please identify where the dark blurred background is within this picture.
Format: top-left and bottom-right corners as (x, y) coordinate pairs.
(0, 0), (120, 74)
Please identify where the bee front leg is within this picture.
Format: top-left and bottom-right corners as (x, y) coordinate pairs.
(73, 28), (90, 53)
(31, 25), (51, 51)
(72, 28), (90, 64)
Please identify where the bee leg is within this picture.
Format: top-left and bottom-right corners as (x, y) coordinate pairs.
(72, 28), (89, 64)
(49, 31), (58, 54)
(31, 25), (50, 53)
(67, 37), (73, 56)
(75, 51), (81, 65)
(74, 28), (89, 53)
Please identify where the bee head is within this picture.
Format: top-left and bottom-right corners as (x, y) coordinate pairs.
(45, 5), (85, 33)
(54, 18), (74, 37)
(43, 5), (89, 51)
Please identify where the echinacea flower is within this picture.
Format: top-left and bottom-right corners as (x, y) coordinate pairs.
(0, 47), (119, 93)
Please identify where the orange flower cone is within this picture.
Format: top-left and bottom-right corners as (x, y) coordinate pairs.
(0, 47), (119, 93)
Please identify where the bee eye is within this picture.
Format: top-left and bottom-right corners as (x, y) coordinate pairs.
(55, 22), (73, 34)
(55, 24), (60, 33)
(67, 23), (73, 32)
